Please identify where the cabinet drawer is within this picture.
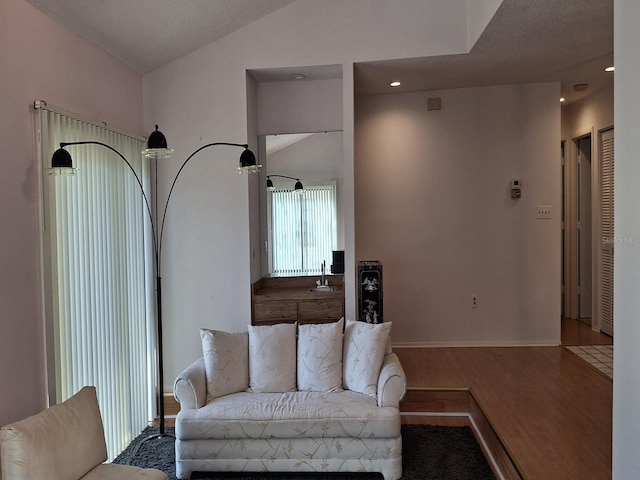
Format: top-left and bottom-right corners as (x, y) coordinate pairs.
(254, 301), (298, 322)
(298, 299), (344, 321)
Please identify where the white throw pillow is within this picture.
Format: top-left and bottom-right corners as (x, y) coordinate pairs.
(248, 323), (297, 393)
(200, 328), (249, 400)
(342, 319), (392, 397)
(297, 318), (344, 392)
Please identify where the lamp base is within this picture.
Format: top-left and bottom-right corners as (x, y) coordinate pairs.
(125, 430), (175, 465)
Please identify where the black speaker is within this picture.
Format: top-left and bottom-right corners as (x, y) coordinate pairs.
(331, 250), (344, 274)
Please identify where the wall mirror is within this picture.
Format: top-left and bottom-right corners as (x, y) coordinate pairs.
(259, 131), (344, 278)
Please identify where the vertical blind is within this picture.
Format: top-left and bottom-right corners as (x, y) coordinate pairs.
(270, 185), (337, 275)
(38, 104), (154, 460)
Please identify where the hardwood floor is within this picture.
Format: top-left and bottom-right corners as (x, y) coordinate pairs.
(396, 346), (612, 480)
(561, 317), (613, 346)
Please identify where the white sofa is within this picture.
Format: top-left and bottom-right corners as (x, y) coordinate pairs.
(173, 319), (406, 480)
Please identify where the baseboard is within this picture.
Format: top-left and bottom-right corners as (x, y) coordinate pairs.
(400, 388), (523, 480)
(392, 340), (560, 348)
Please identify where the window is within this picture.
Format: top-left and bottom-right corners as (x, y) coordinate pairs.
(37, 103), (153, 459)
(269, 184), (337, 275)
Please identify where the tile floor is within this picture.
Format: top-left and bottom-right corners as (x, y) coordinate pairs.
(565, 345), (613, 380)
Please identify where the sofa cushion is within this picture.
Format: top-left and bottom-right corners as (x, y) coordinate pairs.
(0, 386), (107, 479)
(248, 323), (297, 393)
(343, 320), (392, 397)
(175, 390), (400, 440)
(200, 329), (249, 400)
(297, 318), (343, 392)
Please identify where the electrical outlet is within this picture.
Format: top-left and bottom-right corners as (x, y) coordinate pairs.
(471, 295), (478, 308)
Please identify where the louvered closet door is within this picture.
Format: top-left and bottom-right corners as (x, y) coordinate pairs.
(600, 129), (614, 336)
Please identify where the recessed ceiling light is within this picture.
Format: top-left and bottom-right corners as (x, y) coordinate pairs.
(560, 97), (565, 103)
(290, 73), (306, 80)
(389, 81), (401, 87)
(605, 66), (615, 72)
(573, 83), (588, 92)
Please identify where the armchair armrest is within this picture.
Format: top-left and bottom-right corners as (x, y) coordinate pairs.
(173, 357), (207, 410)
(377, 353), (407, 408)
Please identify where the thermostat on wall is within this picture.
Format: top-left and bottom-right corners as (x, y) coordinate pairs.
(511, 178), (522, 199)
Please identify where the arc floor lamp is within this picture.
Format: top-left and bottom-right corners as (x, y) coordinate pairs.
(50, 126), (260, 441)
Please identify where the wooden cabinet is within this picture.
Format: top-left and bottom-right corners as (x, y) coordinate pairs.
(251, 276), (345, 325)
(253, 301), (298, 322)
(298, 299), (344, 321)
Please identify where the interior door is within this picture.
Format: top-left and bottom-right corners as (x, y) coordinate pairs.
(599, 129), (614, 336)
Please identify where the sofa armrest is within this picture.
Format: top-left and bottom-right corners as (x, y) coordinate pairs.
(377, 353), (407, 408)
(173, 357), (207, 410)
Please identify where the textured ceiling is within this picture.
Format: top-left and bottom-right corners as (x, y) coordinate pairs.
(355, 0), (614, 102)
(24, 0), (296, 74)
(25, 0), (613, 104)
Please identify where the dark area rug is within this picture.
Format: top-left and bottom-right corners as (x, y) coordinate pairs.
(114, 424), (495, 480)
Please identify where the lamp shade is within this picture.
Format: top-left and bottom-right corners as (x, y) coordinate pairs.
(52, 148), (73, 168)
(48, 147), (78, 175)
(143, 125), (174, 159)
(294, 180), (304, 191)
(148, 125), (168, 149)
(267, 177), (275, 190)
(237, 148), (261, 173)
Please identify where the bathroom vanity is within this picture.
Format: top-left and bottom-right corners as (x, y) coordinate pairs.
(251, 275), (345, 325)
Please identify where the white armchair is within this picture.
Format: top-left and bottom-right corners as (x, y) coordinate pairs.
(0, 386), (167, 480)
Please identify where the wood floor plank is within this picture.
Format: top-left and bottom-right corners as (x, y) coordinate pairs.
(395, 347), (612, 480)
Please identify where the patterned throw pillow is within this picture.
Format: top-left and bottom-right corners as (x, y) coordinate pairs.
(248, 323), (297, 393)
(200, 328), (249, 400)
(297, 318), (344, 392)
(342, 319), (392, 397)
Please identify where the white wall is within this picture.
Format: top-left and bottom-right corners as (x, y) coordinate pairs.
(355, 83), (561, 345)
(0, 0), (142, 427)
(143, 0), (497, 389)
(256, 78), (343, 135)
(613, 1), (640, 478)
(562, 83), (614, 139)
(266, 132), (343, 185)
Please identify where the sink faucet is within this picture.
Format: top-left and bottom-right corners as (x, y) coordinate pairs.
(317, 260), (328, 288)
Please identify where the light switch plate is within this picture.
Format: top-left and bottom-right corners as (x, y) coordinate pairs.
(536, 205), (552, 219)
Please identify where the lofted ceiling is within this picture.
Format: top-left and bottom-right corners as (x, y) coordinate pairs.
(355, 0), (614, 103)
(24, 0), (297, 74)
(25, 0), (613, 105)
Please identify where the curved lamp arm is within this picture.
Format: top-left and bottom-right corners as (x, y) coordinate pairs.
(52, 140), (258, 268)
(55, 141), (159, 262)
(158, 142), (250, 268)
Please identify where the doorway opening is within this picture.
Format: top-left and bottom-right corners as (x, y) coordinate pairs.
(561, 130), (614, 346)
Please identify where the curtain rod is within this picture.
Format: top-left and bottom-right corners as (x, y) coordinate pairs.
(33, 100), (146, 143)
